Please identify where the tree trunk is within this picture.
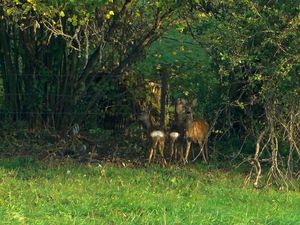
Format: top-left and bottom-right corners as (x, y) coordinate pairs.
(160, 68), (168, 129)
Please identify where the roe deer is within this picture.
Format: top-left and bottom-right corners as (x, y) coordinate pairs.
(169, 98), (186, 161)
(139, 110), (167, 165)
(169, 131), (180, 161)
(181, 99), (209, 163)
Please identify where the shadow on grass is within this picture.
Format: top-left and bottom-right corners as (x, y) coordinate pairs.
(0, 156), (131, 180)
(0, 156), (39, 170)
(0, 156), (44, 179)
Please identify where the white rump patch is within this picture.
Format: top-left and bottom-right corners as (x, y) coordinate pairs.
(150, 130), (164, 138)
(169, 132), (180, 139)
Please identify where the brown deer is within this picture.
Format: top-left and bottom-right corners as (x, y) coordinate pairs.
(181, 99), (209, 163)
(139, 109), (167, 165)
(169, 131), (180, 161)
(169, 98), (186, 161)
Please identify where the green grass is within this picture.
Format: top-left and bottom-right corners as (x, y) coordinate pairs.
(0, 157), (299, 224)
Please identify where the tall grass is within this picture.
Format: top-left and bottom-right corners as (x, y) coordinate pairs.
(0, 157), (299, 224)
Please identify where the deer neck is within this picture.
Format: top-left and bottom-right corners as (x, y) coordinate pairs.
(144, 120), (153, 131)
(142, 117), (154, 132)
(175, 111), (185, 128)
(185, 115), (194, 130)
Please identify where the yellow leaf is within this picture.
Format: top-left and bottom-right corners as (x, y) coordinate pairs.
(105, 11), (114, 19)
(198, 12), (206, 18)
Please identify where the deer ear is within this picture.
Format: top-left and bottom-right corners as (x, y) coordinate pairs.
(180, 98), (187, 105)
(176, 98), (183, 105)
(192, 98), (197, 107)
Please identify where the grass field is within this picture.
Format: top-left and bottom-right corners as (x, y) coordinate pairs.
(0, 157), (299, 225)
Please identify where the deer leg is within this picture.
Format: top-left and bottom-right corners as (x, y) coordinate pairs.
(204, 137), (208, 160)
(159, 140), (167, 165)
(178, 144), (184, 162)
(153, 149), (157, 161)
(191, 140), (204, 162)
(200, 142), (207, 163)
(185, 141), (192, 164)
(204, 137), (208, 162)
(153, 140), (158, 162)
(192, 147), (195, 160)
(170, 140), (174, 162)
(149, 140), (157, 163)
(174, 143), (178, 161)
(148, 147), (154, 163)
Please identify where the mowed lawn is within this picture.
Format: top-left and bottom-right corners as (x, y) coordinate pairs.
(0, 157), (299, 225)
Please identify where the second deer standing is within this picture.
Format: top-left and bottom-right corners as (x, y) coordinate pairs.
(169, 98), (186, 161)
(176, 98), (209, 163)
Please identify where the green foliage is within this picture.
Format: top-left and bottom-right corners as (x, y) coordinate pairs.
(191, 0), (300, 107)
(0, 0), (184, 128)
(0, 156), (37, 170)
(188, 1), (299, 126)
(187, 0), (300, 185)
(88, 128), (115, 144)
(134, 28), (220, 118)
(89, 128), (113, 136)
(0, 158), (299, 224)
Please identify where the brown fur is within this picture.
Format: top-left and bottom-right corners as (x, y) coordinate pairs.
(169, 99), (186, 161)
(139, 111), (166, 165)
(185, 119), (209, 142)
(185, 119), (209, 162)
